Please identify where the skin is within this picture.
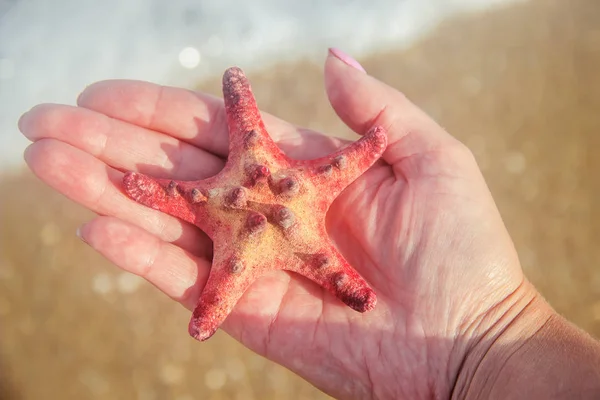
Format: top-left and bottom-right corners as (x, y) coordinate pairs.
(19, 52), (600, 399)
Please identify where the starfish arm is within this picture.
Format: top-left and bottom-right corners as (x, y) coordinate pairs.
(222, 67), (286, 162)
(294, 126), (387, 199)
(123, 172), (203, 225)
(287, 245), (377, 313)
(188, 253), (259, 341)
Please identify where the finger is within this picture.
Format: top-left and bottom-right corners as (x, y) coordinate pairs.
(77, 80), (304, 158)
(76, 79), (356, 162)
(24, 139), (211, 257)
(78, 216), (208, 309)
(19, 103), (224, 181)
(324, 50), (462, 168)
(79, 216), (323, 348)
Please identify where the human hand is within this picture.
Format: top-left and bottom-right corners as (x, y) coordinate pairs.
(19, 50), (556, 399)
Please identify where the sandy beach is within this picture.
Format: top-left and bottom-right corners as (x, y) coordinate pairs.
(1, 0), (599, 398)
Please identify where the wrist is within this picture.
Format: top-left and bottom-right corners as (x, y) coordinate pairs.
(452, 281), (600, 399)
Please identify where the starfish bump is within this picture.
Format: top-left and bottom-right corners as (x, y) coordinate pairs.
(123, 67), (388, 341)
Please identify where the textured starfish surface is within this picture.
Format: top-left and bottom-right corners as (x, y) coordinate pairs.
(123, 67), (388, 341)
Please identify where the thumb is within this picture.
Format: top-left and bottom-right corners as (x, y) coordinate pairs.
(325, 48), (460, 168)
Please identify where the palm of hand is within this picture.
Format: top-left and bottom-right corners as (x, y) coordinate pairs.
(248, 138), (522, 398)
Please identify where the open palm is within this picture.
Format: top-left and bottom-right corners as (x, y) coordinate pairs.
(20, 54), (529, 399)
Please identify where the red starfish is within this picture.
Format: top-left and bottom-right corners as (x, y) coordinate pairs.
(123, 67), (388, 341)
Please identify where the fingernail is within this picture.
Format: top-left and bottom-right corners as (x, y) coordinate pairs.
(328, 48), (366, 73)
(76, 225), (87, 243)
(23, 144), (33, 163)
(17, 110), (30, 132)
(76, 88), (88, 105)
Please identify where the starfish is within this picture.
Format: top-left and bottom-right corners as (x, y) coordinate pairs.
(123, 67), (388, 341)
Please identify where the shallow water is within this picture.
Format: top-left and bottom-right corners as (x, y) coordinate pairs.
(0, 0), (518, 169)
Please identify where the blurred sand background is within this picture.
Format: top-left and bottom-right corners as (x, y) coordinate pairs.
(1, 0), (599, 398)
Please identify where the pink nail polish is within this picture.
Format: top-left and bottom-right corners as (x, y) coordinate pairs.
(328, 48), (366, 73)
